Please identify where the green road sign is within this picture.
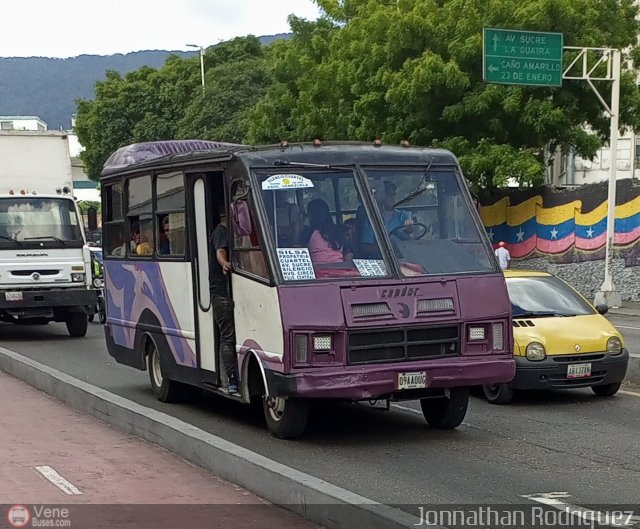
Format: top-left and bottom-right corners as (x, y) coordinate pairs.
(483, 28), (563, 87)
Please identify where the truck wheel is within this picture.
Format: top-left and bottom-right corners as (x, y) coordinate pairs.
(66, 312), (88, 337)
(420, 387), (469, 429)
(592, 382), (621, 397)
(482, 383), (514, 404)
(147, 342), (188, 403)
(263, 396), (309, 439)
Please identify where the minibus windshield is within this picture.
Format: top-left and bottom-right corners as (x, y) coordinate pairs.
(257, 169), (390, 280)
(256, 166), (495, 281)
(363, 168), (495, 276)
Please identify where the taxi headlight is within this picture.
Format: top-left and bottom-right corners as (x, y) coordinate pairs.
(525, 342), (546, 361)
(607, 336), (622, 353)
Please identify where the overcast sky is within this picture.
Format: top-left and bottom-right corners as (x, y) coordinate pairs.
(0, 0), (321, 58)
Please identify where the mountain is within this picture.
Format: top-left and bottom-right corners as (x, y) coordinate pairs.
(0, 35), (288, 131)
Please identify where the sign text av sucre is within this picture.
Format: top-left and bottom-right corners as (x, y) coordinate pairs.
(483, 28), (563, 87)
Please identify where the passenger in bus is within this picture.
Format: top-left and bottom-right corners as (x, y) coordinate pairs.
(136, 225), (153, 256)
(359, 181), (414, 257)
(274, 191), (303, 247)
(158, 216), (171, 254)
(303, 199), (350, 265)
(209, 205), (239, 394)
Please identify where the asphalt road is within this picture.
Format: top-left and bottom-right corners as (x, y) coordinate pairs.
(1, 314), (639, 509)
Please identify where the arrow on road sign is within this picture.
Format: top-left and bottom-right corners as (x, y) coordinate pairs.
(492, 34), (499, 52)
(488, 65), (499, 73)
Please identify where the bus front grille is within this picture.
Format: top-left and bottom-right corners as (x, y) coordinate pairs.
(347, 326), (460, 365)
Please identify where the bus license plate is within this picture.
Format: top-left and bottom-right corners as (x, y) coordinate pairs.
(567, 363), (591, 379)
(397, 371), (427, 390)
(5, 292), (23, 302)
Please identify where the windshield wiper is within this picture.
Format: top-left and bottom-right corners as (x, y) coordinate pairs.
(23, 236), (67, 245)
(0, 235), (24, 247)
(514, 310), (574, 318)
(273, 160), (352, 169)
(393, 157), (435, 208)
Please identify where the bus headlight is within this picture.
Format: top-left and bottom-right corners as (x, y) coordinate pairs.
(526, 342), (546, 361)
(71, 273), (85, 282)
(468, 326), (485, 341)
(492, 323), (504, 351)
(313, 335), (333, 352)
(607, 337), (622, 353)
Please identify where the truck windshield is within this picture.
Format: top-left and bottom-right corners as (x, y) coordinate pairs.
(363, 168), (495, 276)
(0, 197), (83, 248)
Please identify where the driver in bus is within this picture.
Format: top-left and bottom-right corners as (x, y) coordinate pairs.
(359, 181), (414, 257)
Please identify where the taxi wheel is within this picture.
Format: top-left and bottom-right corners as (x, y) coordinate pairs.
(421, 387), (469, 429)
(263, 396), (309, 439)
(482, 383), (514, 405)
(592, 382), (621, 397)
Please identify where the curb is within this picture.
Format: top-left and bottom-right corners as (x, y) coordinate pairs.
(625, 353), (640, 387)
(0, 346), (427, 529)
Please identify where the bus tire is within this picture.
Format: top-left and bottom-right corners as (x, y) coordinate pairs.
(482, 383), (514, 404)
(263, 396), (309, 439)
(66, 312), (88, 337)
(147, 342), (186, 403)
(420, 387), (469, 429)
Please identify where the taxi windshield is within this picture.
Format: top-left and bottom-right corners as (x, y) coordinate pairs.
(363, 168), (495, 277)
(507, 276), (595, 317)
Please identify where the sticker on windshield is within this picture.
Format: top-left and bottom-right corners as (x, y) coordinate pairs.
(261, 174), (315, 190)
(353, 259), (387, 277)
(277, 248), (316, 280)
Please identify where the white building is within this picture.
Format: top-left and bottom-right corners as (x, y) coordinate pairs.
(0, 116), (47, 131)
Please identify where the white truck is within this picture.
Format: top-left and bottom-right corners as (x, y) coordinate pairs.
(0, 131), (97, 336)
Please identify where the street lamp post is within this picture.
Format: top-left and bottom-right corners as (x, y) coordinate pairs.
(186, 44), (205, 96)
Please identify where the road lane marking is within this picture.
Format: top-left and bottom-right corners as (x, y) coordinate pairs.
(35, 466), (82, 495)
(620, 389), (640, 398)
(521, 492), (640, 527)
(615, 325), (640, 330)
(391, 403), (421, 414)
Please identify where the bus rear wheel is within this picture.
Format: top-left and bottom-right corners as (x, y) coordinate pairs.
(147, 343), (187, 403)
(420, 387), (469, 429)
(263, 396), (309, 439)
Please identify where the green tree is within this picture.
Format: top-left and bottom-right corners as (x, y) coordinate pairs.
(248, 0), (640, 190)
(74, 36), (267, 180)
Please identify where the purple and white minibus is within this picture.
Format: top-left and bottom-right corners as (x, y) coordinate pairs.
(100, 140), (515, 438)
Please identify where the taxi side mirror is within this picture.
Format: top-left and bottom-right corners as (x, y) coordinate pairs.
(595, 304), (609, 315)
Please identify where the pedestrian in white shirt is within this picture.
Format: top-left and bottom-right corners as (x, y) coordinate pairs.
(495, 241), (511, 270)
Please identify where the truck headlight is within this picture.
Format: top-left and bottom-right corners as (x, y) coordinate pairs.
(607, 336), (622, 353)
(71, 273), (85, 282)
(526, 342), (546, 361)
(92, 278), (103, 288)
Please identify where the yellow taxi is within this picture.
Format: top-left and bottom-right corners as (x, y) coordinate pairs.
(482, 270), (628, 404)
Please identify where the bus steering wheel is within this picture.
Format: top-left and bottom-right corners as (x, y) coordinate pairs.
(389, 222), (428, 241)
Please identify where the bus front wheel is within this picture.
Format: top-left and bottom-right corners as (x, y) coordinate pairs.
(420, 387), (469, 429)
(148, 343), (186, 403)
(263, 396), (309, 439)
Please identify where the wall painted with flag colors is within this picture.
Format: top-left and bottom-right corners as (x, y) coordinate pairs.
(479, 178), (640, 301)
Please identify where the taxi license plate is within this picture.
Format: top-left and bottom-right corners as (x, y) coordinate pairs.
(5, 291), (23, 302)
(397, 371), (427, 390)
(567, 363), (591, 379)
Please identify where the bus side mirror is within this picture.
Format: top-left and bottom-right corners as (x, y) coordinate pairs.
(231, 200), (253, 237)
(87, 207), (98, 232)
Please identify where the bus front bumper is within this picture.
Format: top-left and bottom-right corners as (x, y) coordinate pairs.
(265, 356), (515, 401)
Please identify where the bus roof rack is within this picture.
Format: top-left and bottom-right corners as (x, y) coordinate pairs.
(101, 139), (243, 175)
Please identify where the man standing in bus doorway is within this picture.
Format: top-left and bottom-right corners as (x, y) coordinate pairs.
(210, 204), (239, 394)
(495, 241), (511, 270)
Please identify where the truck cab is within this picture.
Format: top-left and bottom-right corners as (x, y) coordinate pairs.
(0, 189), (97, 336)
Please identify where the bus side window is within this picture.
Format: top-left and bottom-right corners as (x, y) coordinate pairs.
(103, 182), (126, 257)
(230, 188), (269, 280)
